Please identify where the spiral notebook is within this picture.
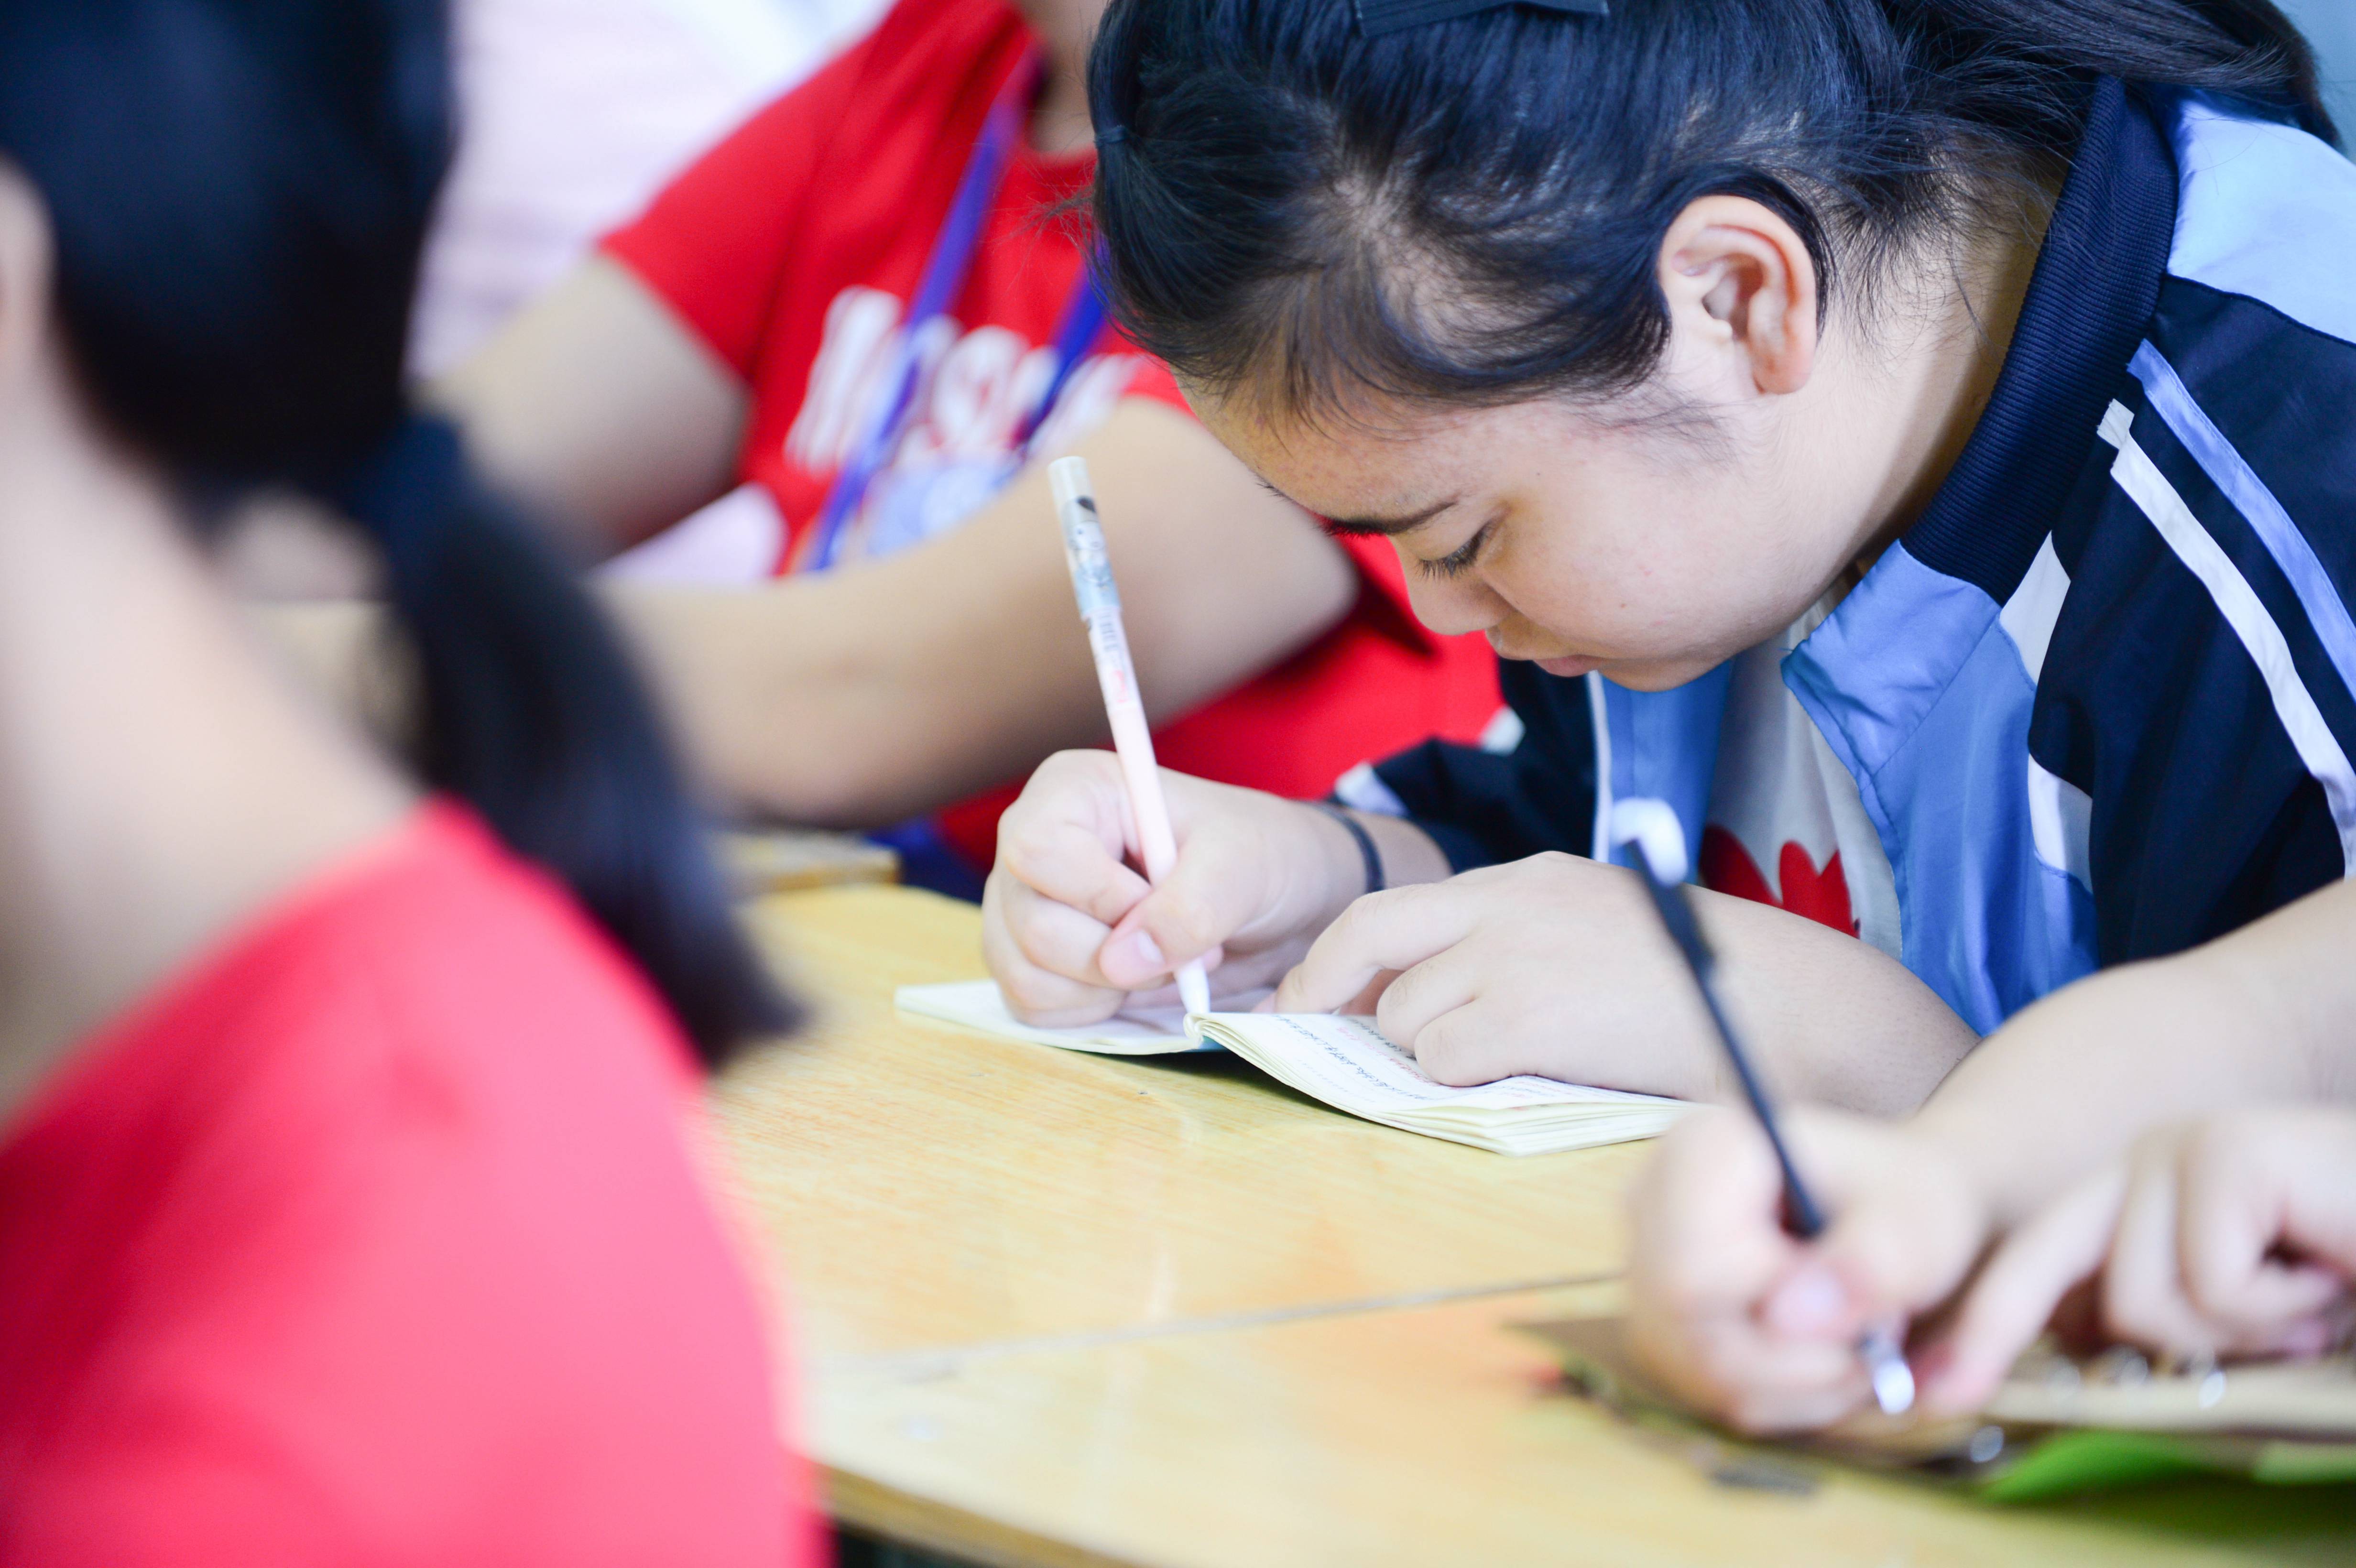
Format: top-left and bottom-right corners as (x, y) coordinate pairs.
(894, 980), (1689, 1155)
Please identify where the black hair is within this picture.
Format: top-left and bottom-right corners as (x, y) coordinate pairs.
(0, 0), (794, 1065)
(1089, 0), (2335, 420)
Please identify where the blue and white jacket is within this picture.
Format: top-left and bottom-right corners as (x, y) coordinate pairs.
(1359, 79), (2356, 1036)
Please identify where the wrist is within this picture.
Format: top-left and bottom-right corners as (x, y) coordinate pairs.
(1307, 801), (1385, 896)
(1289, 799), (1376, 929)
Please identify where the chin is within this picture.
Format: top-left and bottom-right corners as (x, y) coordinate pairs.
(1509, 648), (1717, 692)
(1591, 658), (1723, 694)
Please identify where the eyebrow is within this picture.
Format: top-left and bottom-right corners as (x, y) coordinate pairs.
(1319, 494), (1463, 538)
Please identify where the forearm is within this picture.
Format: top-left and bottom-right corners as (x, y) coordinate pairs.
(1911, 880), (2356, 1227)
(430, 256), (747, 557)
(611, 564), (1100, 827)
(1693, 888), (1980, 1115)
(617, 402), (1354, 827)
(255, 393), (1365, 836)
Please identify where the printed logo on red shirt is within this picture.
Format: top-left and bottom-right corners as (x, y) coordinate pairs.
(785, 284), (1143, 562)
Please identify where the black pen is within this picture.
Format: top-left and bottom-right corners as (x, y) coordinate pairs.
(1609, 798), (1915, 1417)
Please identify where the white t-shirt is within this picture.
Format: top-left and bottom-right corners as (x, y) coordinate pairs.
(411, 0), (886, 378)
(1700, 596), (1902, 959)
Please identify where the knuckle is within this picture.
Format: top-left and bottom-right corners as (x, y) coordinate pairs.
(1373, 959), (1424, 1018)
(1414, 1023), (1488, 1088)
(995, 817), (1058, 883)
(1152, 882), (1220, 949)
(1326, 890), (1378, 941)
(1036, 748), (1105, 785)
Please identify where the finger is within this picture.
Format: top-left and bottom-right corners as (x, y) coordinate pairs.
(981, 871), (1125, 1024)
(1272, 883), (1478, 1015)
(1371, 952), (1483, 1075)
(2101, 1137), (2210, 1359)
(2176, 1121), (2348, 1352)
(1923, 1164), (2126, 1414)
(1096, 813), (1283, 988)
(1098, 892), (1234, 991)
(1402, 1001), (1512, 1088)
(998, 806), (1153, 932)
(2274, 1112), (2356, 1278)
(1000, 873), (1122, 988)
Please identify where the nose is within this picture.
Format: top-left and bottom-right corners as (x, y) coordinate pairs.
(1398, 552), (1510, 638)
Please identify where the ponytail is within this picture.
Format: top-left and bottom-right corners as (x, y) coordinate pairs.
(1881, 0), (2334, 142)
(0, 0), (791, 1067)
(1089, 0), (2334, 420)
(332, 418), (794, 1064)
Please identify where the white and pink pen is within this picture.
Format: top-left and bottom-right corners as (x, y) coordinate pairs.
(1048, 456), (1213, 1018)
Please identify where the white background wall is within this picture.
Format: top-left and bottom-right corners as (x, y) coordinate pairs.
(412, 0), (887, 378)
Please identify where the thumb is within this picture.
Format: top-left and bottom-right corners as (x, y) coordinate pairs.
(1096, 832), (1259, 988)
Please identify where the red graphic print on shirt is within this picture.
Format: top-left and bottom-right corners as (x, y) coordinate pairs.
(1700, 825), (1859, 937)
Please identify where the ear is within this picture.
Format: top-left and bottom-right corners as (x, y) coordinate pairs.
(1655, 196), (1821, 399)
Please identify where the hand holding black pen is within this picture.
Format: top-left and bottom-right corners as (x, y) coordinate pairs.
(1608, 798), (1917, 1418)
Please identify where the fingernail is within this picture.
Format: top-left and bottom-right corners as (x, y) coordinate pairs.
(1106, 928), (1166, 982)
(1764, 1264), (1853, 1337)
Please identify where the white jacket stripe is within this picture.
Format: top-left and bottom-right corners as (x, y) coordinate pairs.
(2129, 341), (2356, 711)
(2102, 402), (2356, 875)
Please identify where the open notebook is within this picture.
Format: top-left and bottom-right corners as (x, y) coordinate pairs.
(894, 980), (1689, 1155)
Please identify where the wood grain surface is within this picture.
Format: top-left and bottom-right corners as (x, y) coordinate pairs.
(716, 885), (2356, 1567)
(715, 885), (1647, 1363)
(818, 1284), (2356, 1568)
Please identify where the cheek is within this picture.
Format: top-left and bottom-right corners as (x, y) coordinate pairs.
(1484, 512), (1755, 655)
(1494, 519), (1676, 635)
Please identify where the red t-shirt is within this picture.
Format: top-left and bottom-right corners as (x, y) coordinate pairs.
(603, 0), (1500, 867)
(0, 804), (818, 1567)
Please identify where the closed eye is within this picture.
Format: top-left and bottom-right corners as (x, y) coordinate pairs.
(1417, 521), (1493, 580)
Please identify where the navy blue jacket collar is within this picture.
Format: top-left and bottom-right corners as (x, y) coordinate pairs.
(1901, 76), (2180, 601)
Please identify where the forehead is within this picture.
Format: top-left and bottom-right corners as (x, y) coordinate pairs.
(1183, 380), (1496, 517)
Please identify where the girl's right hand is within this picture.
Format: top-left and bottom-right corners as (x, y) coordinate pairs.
(1925, 1109), (2356, 1412)
(981, 750), (1371, 1024)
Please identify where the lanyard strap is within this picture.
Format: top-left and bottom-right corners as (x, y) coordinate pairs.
(1013, 260), (1107, 454)
(807, 53), (1104, 572)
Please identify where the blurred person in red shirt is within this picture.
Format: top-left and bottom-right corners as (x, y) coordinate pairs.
(0, 1), (816, 1561)
(433, 0), (1502, 893)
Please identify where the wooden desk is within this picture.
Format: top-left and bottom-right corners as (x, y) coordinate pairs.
(717, 885), (1645, 1363)
(718, 886), (2356, 1568)
(819, 1285), (2356, 1568)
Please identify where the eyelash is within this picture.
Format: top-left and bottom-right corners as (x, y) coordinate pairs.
(1418, 523), (1491, 580)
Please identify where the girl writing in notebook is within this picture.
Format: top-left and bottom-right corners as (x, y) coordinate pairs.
(983, 0), (2353, 1114)
(0, 1), (815, 1558)
(411, 0), (1500, 895)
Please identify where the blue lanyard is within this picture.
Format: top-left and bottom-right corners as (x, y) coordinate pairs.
(807, 55), (1106, 571)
